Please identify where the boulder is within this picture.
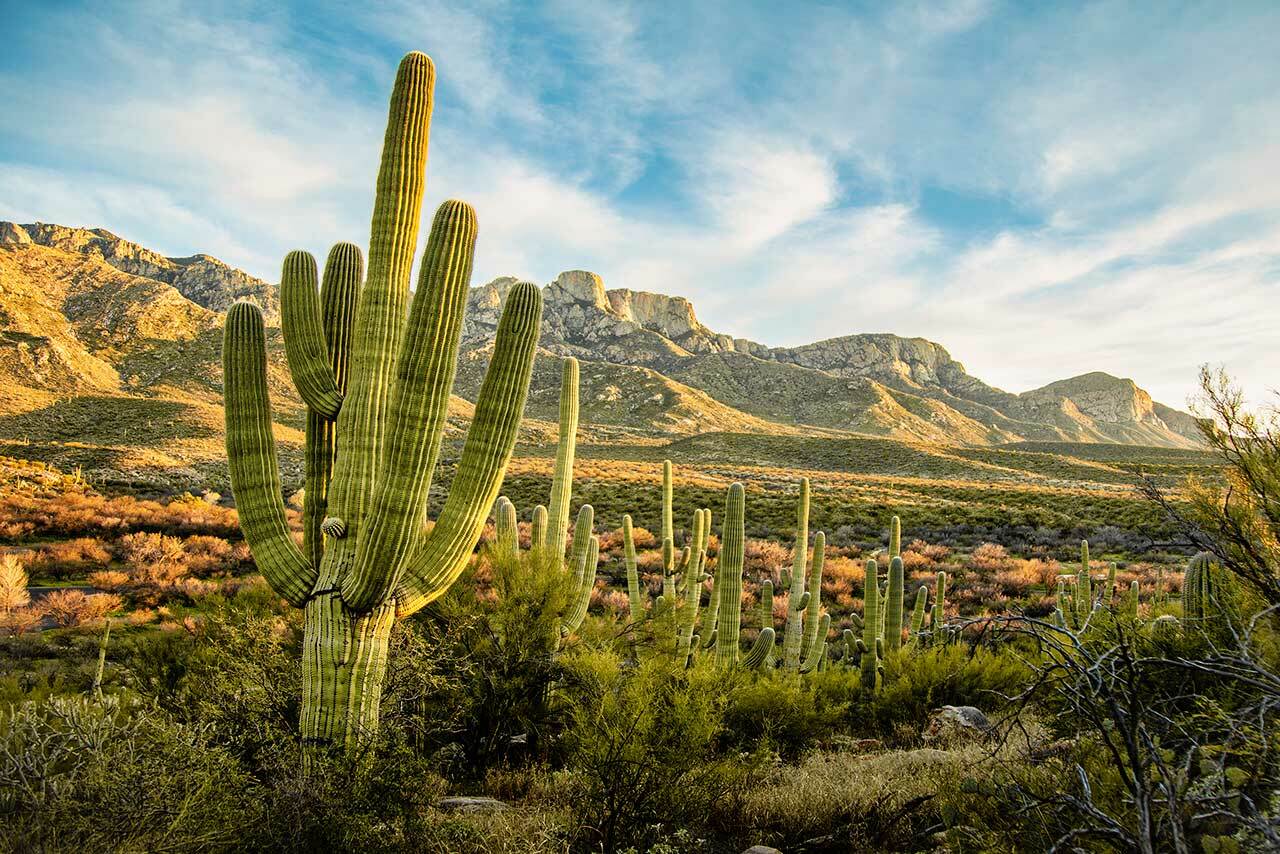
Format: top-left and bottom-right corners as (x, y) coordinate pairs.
(436, 796), (510, 814)
(923, 705), (992, 743)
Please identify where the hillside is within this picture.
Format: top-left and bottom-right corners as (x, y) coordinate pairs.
(0, 220), (1203, 489)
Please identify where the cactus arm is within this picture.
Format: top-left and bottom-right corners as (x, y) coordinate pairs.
(909, 585), (928, 640)
(562, 528), (598, 638)
(885, 555), (904, 652)
(782, 477), (811, 670)
(800, 530), (825, 659)
(889, 515), (901, 559)
(758, 579), (774, 630)
(932, 571), (947, 635)
(861, 559), (880, 691)
(799, 613), (830, 674)
(1128, 579), (1140, 619)
(742, 627), (775, 670)
(394, 281), (542, 616)
(495, 496), (519, 562)
(675, 509), (709, 657)
(715, 482), (746, 668)
(343, 200), (478, 610)
(547, 357), (580, 559)
(281, 251), (344, 419)
(301, 244), (362, 570)
(223, 301), (317, 606)
(1105, 561), (1117, 603)
(661, 460), (673, 553)
(622, 514), (644, 618)
(531, 505), (548, 549)
(321, 52), (435, 592)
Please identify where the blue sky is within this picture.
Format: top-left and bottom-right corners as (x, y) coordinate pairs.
(2, 0), (1278, 408)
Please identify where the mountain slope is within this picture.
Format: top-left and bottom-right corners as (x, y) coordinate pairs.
(0, 220), (1202, 489)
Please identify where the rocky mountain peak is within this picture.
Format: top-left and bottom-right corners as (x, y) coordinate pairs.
(4, 221), (278, 319)
(1021, 372), (1157, 424)
(546, 270), (610, 311)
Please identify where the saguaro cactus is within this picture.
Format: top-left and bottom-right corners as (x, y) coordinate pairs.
(223, 52), (542, 752)
(932, 570), (947, 640)
(782, 478), (811, 670)
(909, 586), (928, 641)
(1075, 540), (1092, 620)
(861, 558), (880, 691)
(495, 357), (600, 644)
(714, 482), (773, 670)
(884, 555), (905, 652)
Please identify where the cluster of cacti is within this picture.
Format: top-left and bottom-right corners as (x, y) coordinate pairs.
(223, 52), (542, 751)
(834, 517), (947, 692)
(620, 460), (715, 664)
(774, 478), (830, 673)
(493, 356), (600, 645)
(1055, 540), (1096, 629)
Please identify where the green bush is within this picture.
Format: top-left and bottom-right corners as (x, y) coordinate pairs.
(723, 673), (849, 757)
(560, 650), (763, 853)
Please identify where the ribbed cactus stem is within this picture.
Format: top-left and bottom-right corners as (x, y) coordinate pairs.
(885, 555), (904, 652)
(909, 585), (927, 641)
(661, 459), (673, 550)
(1075, 540), (1092, 620)
(759, 579), (774, 630)
(799, 613), (829, 674)
(715, 483), (746, 668)
(546, 357), (579, 560)
(800, 530), (826, 661)
(782, 477), (811, 671)
(531, 505), (548, 549)
(861, 558), (880, 691)
(932, 571), (947, 637)
(495, 496), (518, 562)
(301, 244), (361, 570)
(280, 250), (343, 418)
(622, 514), (643, 620)
(889, 515), (901, 559)
(742, 628), (775, 670)
(1128, 579), (1140, 619)
(1156, 567), (1165, 606)
(675, 508), (710, 660)
(1105, 561), (1117, 603)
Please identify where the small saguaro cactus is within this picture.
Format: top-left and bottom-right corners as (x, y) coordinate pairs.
(1127, 579), (1141, 619)
(889, 515), (902, 559)
(494, 356), (600, 645)
(782, 478), (812, 671)
(884, 554), (905, 652)
(931, 570), (947, 641)
(909, 585), (928, 641)
(861, 558), (881, 691)
(1075, 540), (1093, 620)
(714, 482), (774, 670)
(223, 52), (543, 752)
(1183, 551), (1239, 638)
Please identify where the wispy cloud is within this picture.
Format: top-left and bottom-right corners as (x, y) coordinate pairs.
(1, 0), (1277, 407)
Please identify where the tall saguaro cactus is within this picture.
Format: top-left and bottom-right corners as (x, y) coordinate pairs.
(223, 52), (542, 752)
(714, 482), (774, 669)
(494, 356), (600, 644)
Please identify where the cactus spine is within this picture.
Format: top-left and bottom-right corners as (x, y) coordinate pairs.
(223, 52), (542, 752)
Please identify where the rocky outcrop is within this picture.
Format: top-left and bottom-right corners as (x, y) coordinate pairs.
(8, 222), (278, 318)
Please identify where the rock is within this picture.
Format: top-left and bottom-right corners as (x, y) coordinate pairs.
(14, 222), (278, 318)
(436, 796), (510, 814)
(0, 221), (32, 244)
(923, 705), (993, 743)
(742, 846), (783, 854)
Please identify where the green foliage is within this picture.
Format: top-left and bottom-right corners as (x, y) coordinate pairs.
(722, 674), (848, 757)
(559, 651), (761, 853)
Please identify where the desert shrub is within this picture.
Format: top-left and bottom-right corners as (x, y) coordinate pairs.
(182, 534), (239, 576)
(30, 538), (111, 580)
(0, 695), (263, 852)
(85, 569), (128, 591)
(969, 542), (1011, 572)
(560, 652), (761, 853)
(744, 539), (790, 576)
(0, 607), (43, 637)
(906, 539), (951, 562)
(723, 674), (848, 757)
(39, 591), (120, 628)
(741, 745), (997, 850)
(0, 555), (30, 613)
(862, 644), (1030, 738)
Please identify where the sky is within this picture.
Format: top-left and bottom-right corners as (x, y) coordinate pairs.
(2, 0), (1278, 409)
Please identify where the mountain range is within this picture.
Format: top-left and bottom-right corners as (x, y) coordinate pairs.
(0, 220), (1202, 488)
